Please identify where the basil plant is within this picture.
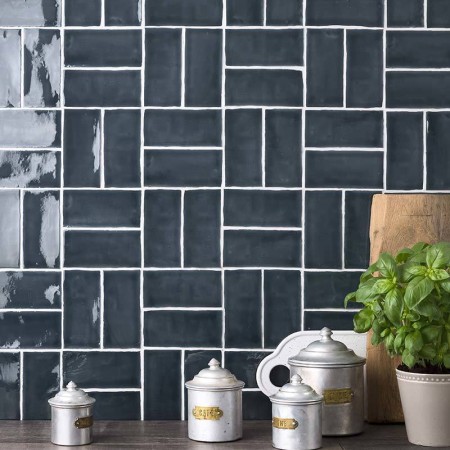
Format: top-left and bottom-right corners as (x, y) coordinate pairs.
(345, 242), (450, 370)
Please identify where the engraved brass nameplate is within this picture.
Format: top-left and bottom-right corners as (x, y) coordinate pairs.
(192, 406), (223, 420)
(323, 388), (354, 405)
(272, 417), (298, 430)
(74, 416), (93, 429)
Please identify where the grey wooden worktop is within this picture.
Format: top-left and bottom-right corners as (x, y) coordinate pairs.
(0, 421), (449, 449)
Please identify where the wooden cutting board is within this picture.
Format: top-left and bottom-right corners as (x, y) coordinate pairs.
(367, 194), (450, 423)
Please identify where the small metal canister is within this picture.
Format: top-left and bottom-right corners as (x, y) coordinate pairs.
(270, 374), (323, 450)
(185, 358), (245, 442)
(288, 327), (366, 436)
(48, 381), (96, 446)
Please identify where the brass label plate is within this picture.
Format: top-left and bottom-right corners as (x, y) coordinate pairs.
(272, 417), (298, 430)
(323, 388), (353, 405)
(74, 416), (93, 429)
(192, 406), (223, 420)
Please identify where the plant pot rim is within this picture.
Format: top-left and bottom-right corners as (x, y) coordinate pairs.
(396, 368), (450, 383)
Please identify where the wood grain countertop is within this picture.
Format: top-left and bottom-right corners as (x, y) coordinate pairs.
(0, 421), (449, 449)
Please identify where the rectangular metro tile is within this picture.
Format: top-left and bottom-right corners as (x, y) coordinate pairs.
(105, 0), (141, 25)
(264, 270), (301, 348)
(144, 110), (221, 147)
(0, 110), (60, 148)
(93, 392), (141, 420)
(224, 190), (301, 227)
(144, 190), (181, 267)
(145, 29), (181, 106)
(0, 354), (20, 419)
(185, 29), (222, 107)
(104, 271), (140, 348)
(427, 112), (450, 190)
(23, 352), (59, 420)
(304, 312), (355, 331)
(305, 191), (341, 269)
(184, 190), (221, 267)
(0, 312), (61, 348)
(65, 0), (100, 26)
(266, 0), (302, 25)
(144, 270), (222, 308)
(265, 110), (302, 187)
(0, 272), (61, 309)
(0, 30), (20, 107)
(0, 191), (20, 268)
(65, 30), (141, 67)
(63, 352), (140, 388)
(144, 150), (222, 187)
(64, 271), (100, 349)
(224, 230), (302, 267)
(0, 0), (61, 26)
(307, 29), (343, 107)
(224, 270), (262, 348)
(427, 0), (450, 28)
(226, 69), (303, 106)
(225, 351), (270, 388)
(144, 310), (222, 347)
(387, 0), (423, 27)
(23, 191), (60, 269)
(243, 391), (271, 420)
(64, 71), (140, 107)
(387, 112), (423, 190)
(65, 231), (140, 268)
(227, 0), (263, 25)
(346, 30), (383, 108)
(144, 351), (181, 420)
(64, 190), (140, 227)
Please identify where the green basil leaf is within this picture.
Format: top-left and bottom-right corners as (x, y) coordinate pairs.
(405, 330), (424, 353)
(360, 263), (377, 283)
(355, 278), (378, 303)
(444, 354), (450, 369)
(404, 276), (434, 310)
(412, 242), (429, 253)
(373, 279), (395, 294)
(396, 248), (414, 263)
(384, 288), (403, 326)
(402, 350), (416, 368)
(377, 253), (398, 279)
(421, 325), (442, 343)
(429, 269), (450, 281)
(414, 299), (442, 320)
(344, 291), (356, 308)
(394, 331), (406, 353)
(353, 308), (374, 333)
(371, 332), (382, 346)
(420, 344), (437, 360)
(426, 243), (450, 269)
(404, 265), (427, 279)
(441, 279), (450, 294)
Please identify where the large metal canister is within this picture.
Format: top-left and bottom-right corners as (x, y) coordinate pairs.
(271, 374), (323, 450)
(48, 381), (95, 446)
(288, 327), (366, 436)
(185, 358), (245, 442)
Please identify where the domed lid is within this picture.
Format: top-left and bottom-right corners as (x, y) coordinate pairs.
(288, 327), (366, 368)
(48, 381), (96, 408)
(270, 374), (322, 405)
(185, 358), (245, 391)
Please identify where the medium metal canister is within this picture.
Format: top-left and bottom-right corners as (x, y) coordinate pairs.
(288, 327), (366, 436)
(185, 358), (245, 442)
(48, 381), (95, 446)
(270, 374), (323, 450)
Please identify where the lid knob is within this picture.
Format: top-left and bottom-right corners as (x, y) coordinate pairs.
(66, 381), (77, 391)
(208, 358), (221, 370)
(290, 374), (302, 385)
(320, 327), (333, 342)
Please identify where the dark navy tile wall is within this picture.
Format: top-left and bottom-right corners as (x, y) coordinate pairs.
(2, 0), (450, 423)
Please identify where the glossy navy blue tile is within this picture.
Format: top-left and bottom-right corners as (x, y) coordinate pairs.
(224, 231), (302, 267)
(265, 110), (302, 187)
(144, 150), (222, 187)
(428, 0), (450, 27)
(105, 0), (141, 25)
(64, 191), (140, 227)
(304, 312), (355, 331)
(307, 29), (343, 107)
(224, 190), (301, 227)
(304, 272), (362, 308)
(64, 271), (100, 349)
(104, 110), (140, 188)
(144, 190), (181, 267)
(243, 391), (271, 420)
(93, 392), (141, 420)
(266, 0), (302, 25)
(64, 109), (100, 188)
(65, 231), (141, 268)
(225, 109), (262, 187)
(226, 69), (303, 106)
(0, 191), (20, 268)
(0, 353), (20, 419)
(145, 29), (181, 107)
(305, 191), (341, 269)
(387, 0), (423, 27)
(227, 0), (263, 25)
(0, 0), (61, 26)
(145, 351), (181, 420)
(224, 270), (262, 348)
(225, 351), (270, 388)
(65, 0), (100, 25)
(0, 272), (61, 309)
(427, 113), (450, 190)
(144, 271), (221, 307)
(104, 271), (140, 348)
(64, 71), (140, 107)
(387, 113), (423, 190)
(144, 110), (221, 147)
(264, 270), (301, 348)
(23, 191), (60, 269)
(184, 190), (221, 267)
(185, 30), (222, 107)
(23, 352), (59, 419)
(63, 352), (140, 388)
(65, 30), (141, 67)
(0, 312), (60, 348)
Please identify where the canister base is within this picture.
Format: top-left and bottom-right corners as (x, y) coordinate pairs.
(188, 436), (242, 443)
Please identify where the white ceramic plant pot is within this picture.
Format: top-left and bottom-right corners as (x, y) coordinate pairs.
(396, 369), (450, 447)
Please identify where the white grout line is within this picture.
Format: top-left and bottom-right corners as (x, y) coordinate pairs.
(386, 68), (450, 72)
(19, 351), (23, 420)
(144, 307), (223, 311)
(424, 0), (428, 28)
(19, 190), (24, 269)
(83, 387), (141, 392)
(305, 147), (385, 151)
(180, 349), (185, 421)
(341, 190), (346, 269)
(99, 270), (104, 348)
(180, 190), (185, 267)
(343, 29), (347, 108)
(383, 0), (387, 192)
(101, 0), (105, 26)
(261, 108), (266, 187)
(225, 65), (303, 70)
(20, 28), (24, 107)
(63, 227), (141, 231)
(100, 109), (105, 188)
(261, 269), (265, 347)
(423, 111), (427, 190)
(224, 226), (302, 231)
(0, 309), (61, 313)
(64, 66), (142, 71)
(263, 0), (267, 26)
(181, 28), (186, 107)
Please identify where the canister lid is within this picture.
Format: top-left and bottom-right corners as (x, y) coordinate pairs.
(185, 358), (245, 391)
(48, 381), (96, 408)
(288, 327), (366, 368)
(270, 374), (323, 405)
